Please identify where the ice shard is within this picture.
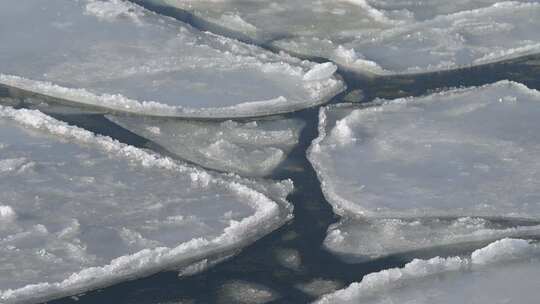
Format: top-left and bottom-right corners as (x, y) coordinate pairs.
(0, 0), (343, 119)
(140, 0), (540, 75)
(315, 238), (540, 304)
(107, 115), (305, 176)
(0, 105), (293, 304)
(308, 81), (540, 258)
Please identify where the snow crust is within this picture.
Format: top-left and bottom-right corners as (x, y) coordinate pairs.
(0, 0), (343, 118)
(146, 0), (540, 75)
(308, 81), (540, 258)
(315, 238), (540, 304)
(0, 105), (293, 303)
(107, 115), (304, 176)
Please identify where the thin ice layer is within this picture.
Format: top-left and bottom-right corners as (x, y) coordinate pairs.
(142, 0), (540, 75)
(325, 217), (540, 259)
(308, 81), (540, 258)
(316, 238), (540, 304)
(107, 115), (305, 176)
(0, 106), (293, 304)
(0, 0), (342, 118)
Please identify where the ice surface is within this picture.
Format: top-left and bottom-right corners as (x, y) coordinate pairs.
(0, 105), (293, 304)
(274, 247), (302, 270)
(0, 0), (343, 118)
(217, 281), (278, 304)
(325, 217), (540, 259)
(296, 279), (343, 298)
(107, 115), (304, 176)
(143, 0), (540, 75)
(315, 238), (540, 304)
(308, 81), (540, 258)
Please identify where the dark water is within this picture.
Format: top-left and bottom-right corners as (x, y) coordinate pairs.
(3, 3), (538, 304)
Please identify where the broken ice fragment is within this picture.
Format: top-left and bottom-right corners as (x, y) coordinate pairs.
(141, 0), (540, 75)
(107, 115), (305, 177)
(309, 81), (540, 258)
(0, 0), (343, 118)
(0, 105), (293, 304)
(324, 217), (540, 260)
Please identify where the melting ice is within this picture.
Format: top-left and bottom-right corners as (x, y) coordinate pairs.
(0, 106), (293, 303)
(308, 81), (540, 258)
(142, 0), (540, 75)
(0, 0), (342, 118)
(315, 238), (540, 304)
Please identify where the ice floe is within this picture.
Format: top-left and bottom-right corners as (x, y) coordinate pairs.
(217, 281), (278, 304)
(308, 81), (540, 258)
(315, 238), (540, 304)
(107, 115), (305, 176)
(0, 0), (342, 118)
(0, 105), (293, 303)
(142, 0), (540, 75)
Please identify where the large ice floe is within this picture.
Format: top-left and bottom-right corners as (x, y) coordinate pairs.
(140, 0), (540, 75)
(0, 0), (342, 119)
(308, 81), (540, 259)
(0, 105), (293, 304)
(315, 238), (540, 304)
(107, 115), (305, 176)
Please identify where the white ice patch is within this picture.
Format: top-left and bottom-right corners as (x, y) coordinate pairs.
(0, 205), (16, 222)
(0, 106), (293, 304)
(147, 0), (540, 75)
(309, 81), (540, 259)
(107, 115), (304, 176)
(0, 0), (343, 118)
(85, 0), (144, 23)
(315, 238), (540, 304)
(303, 63), (338, 82)
(217, 281), (278, 304)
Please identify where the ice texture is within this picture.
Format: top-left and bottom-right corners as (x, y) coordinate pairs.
(0, 0), (342, 119)
(308, 81), (540, 258)
(0, 105), (293, 304)
(143, 0), (540, 75)
(325, 217), (540, 259)
(217, 281), (278, 304)
(315, 238), (540, 304)
(107, 115), (304, 176)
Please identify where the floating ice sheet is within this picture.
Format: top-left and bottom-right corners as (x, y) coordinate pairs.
(325, 217), (540, 259)
(315, 238), (540, 304)
(142, 0), (540, 75)
(308, 81), (540, 258)
(217, 281), (278, 304)
(0, 0), (342, 119)
(107, 115), (305, 176)
(0, 105), (293, 304)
